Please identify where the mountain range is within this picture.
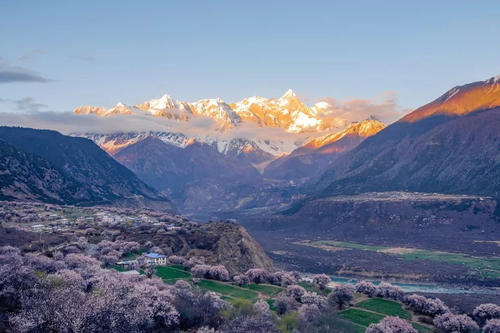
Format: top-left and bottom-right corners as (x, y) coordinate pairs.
(73, 89), (352, 157)
(1, 75), (498, 218)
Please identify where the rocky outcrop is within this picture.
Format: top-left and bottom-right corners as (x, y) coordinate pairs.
(198, 222), (274, 273)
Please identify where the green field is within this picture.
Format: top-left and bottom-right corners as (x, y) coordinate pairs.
(341, 308), (385, 327)
(413, 322), (435, 333)
(242, 283), (283, 296)
(298, 281), (331, 295)
(198, 280), (258, 300)
(399, 251), (500, 278)
(266, 299), (276, 311)
(309, 240), (500, 278)
(155, 265), (191, 281)
(169, 264), (185, 271)
(356, 298), (411, 319)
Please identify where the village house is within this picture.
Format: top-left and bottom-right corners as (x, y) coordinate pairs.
(144, 252), (167, 265)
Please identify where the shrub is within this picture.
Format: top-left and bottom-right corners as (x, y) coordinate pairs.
(191, 265), (229, 281)
(376, 282), (404, 301)
(173, 288), (227, 330)
(274, 295), (299, 315)
(168, 255), (187, 265)
(286, 285), (306, 301)
(355, 280), (377, 297)
(473, 303), (500, 327)
(433, 313), (479, 333)
(298, 304), (321, 323)
(219, 314), (278, 333)
(328, 284), (355, 310)
(366, 316), (417, 333)
(208, 265), (229, 282)
(404, 294), (449, 316)
(301, 292), (328, 311)
(269, 271), (297, 286)
(312, 274), (331, 290)
(483, 319), (500, 333)
(245, 268), (271, 284)
(233, 274), (249, 286)
(253, 300), (271, 317)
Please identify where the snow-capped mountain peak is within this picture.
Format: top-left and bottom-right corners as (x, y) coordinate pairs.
(282, 89), (296, 98)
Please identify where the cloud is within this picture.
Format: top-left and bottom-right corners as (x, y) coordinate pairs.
(0, 91), (408, 152)
(15, 97), (47, 112)
(0, 57), (51, 83)
(0, 97), (47, 112)
(0, 109), (308, 148)
(0, 69), (50, 83)
(314, 91), (409, 125)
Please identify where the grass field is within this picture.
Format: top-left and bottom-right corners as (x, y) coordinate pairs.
(169, 264), (185, 271)
(341, 308), (385, 327)
(266, 299), (276, 311)
(412, 322), (435, 333)
(155, 265), (191, 281)
(242, 283), (283, 296)
(198, 280), (258, 300)
(399, 251), (500, 278)
(298, 281), (331, 295)
(356, 298), (411, 319)
(308, 240), (500, 278)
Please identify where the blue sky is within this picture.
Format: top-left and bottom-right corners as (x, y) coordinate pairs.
(1, 0), (499, 112)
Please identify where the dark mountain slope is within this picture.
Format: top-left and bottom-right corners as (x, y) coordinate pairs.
(317, 77), (500, 198)
(114, 136), (264, 214)
(264, 120), (385, 183)
(0, 127), (173, 210)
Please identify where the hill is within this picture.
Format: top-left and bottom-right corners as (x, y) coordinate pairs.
(0, 127), (173, 210)
(316, 76), (500, 198)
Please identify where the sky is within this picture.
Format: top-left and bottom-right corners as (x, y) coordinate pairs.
(1, 0), (500, 115)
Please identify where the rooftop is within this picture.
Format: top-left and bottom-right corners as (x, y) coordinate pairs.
(144, 252), (166, 259)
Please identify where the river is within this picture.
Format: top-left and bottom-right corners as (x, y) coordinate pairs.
(327, 275), (500, 295)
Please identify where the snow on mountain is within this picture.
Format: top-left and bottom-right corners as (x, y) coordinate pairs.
(73, 90), (352, 158)
(401, 75), (500, 123)
(74, 102), (141, 117)
(190, 98), (242, 129)
(303, 119), (386, 150)
(136, 94), (194, 120)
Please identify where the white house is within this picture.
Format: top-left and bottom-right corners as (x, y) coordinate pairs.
(144, 252), (167, 265)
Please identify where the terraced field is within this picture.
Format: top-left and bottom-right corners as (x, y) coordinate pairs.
(111, 264), (438, 332)
(341, 297), (436, 333)
(356, 298), (411, 319)
(198, 280), (258, 300)
(155, 265), (191, 283)
(241, 283), (283, 296)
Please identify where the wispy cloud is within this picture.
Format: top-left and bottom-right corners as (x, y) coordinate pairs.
(0, 56), (51, 83)
(0, 68), (50, 83)
(314, 92), (409, 125)
(15, 97), (47, 112)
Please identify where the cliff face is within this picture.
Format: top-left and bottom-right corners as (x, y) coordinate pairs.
(199, 222), (274, 274)
(109, 221), (274, 274)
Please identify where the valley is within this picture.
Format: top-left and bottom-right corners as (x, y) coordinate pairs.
(3, 3), (500, 331)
